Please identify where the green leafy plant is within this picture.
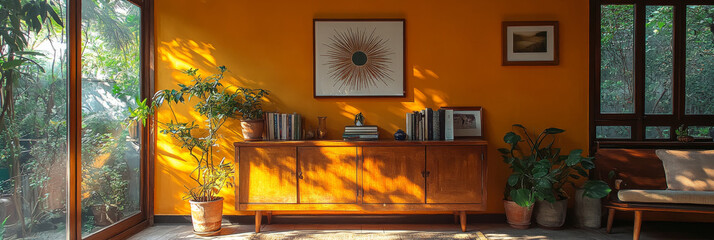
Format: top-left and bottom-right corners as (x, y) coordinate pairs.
(1, 0), (65, 236)
(81, 114), (130, 210)
(235, 87), (269, 121)
(139, 66), (268, 201)
(675, 124), (689, 137)
(499, 124), (611, 207)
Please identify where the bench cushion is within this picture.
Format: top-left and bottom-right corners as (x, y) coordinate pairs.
(618, 190), (714, 205)
(656, 149), (714, 191)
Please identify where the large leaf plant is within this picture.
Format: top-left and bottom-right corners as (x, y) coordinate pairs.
(499, 124), (610, 207)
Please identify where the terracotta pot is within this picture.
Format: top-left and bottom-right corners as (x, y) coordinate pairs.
(677, 135), (694, 142)
(189, 197), (223, 235)
(574, 189), (602, 229)
(504, 200), (533, 229)
(241, 120), (264, 141)
(535, 199), (568, 229)
(91, 204), (122, 226)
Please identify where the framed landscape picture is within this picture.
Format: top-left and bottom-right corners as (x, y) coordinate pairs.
(502, 21), (559, 66)
(442, 106), (483, 138)
(314, 19), (405, 97)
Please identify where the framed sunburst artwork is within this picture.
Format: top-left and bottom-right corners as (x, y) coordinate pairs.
(314, 19), (405, 97)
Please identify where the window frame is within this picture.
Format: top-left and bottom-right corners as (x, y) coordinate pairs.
(590, 0), (714, 147)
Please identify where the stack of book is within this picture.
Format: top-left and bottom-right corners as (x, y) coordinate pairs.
(264, 112), (302, 141)
(343, 125), (379, 141)
(405, 108), (454, 141)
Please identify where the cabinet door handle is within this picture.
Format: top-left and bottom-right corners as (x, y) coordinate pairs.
(421, 170), (431, 178)
(297, 171), (303, 179)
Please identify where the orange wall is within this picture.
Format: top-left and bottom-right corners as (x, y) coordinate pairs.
(154, 0), (590, 215)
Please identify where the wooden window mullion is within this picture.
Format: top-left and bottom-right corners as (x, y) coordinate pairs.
(633, 2), (646, 141)
(672, 3), (686, 139)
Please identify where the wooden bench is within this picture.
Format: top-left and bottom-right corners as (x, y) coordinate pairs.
(594, 142), (714, 240)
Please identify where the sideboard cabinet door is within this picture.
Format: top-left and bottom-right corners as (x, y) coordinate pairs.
(298, 147), (358, 203)
(362, 146), (426, 204)
(238, 147), (297, 203)
(426, 146), (484, 204)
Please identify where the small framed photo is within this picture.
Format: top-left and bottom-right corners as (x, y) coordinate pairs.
(442, 106), (483, 138)
(502, 21), (559, 66)
(314, 19), (405, 97)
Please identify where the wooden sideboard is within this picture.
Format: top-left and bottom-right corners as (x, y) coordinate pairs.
(234, 140), (488, 232)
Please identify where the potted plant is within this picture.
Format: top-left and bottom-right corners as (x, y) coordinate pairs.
(676, 124), (694, 142)
(499, 125), (555, 229)
(499, 124), (610, 229)
(236, 87), (269, 141)
(137, 66), (265, 235)
(528, 129), (609, 229)
(573, 171), (614, 229)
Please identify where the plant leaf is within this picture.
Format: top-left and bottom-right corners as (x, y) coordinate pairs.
(1, 59), (26, 70)
(504, 132), (521, 145)
(566, 149), (584, 166)
(545, 128), (565, 134)
(510, 188), (534, 207)
(508, 174), (520, 187)
(583, 180), (611, 199)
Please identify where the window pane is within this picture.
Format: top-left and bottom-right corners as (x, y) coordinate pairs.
(601, 5), (635, 114)
(687, 126), (713, 139)
(81, 0), (141, 236)
(596, 126), (632, 139)
(686, 5), (714, 115)
(645, 6), (674, 115)
(646, 126), (671, 139)
(0, 0), (67, 238)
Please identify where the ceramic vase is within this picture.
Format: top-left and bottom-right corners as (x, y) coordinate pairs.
(317, 117), (327, 139)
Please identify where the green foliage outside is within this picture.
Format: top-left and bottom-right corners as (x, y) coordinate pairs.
(599, 5), (714, 139)
(1, 0), (67, 237)
(1, 0), (142, 237)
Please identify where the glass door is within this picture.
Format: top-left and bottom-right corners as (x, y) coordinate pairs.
(0, 0), (68, 239)
(1, 0), (150, 239)
(79, 0), (143, 238)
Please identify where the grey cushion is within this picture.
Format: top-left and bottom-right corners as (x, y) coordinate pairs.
(656, 149), (714, 191)
(618, 189), (714, 205)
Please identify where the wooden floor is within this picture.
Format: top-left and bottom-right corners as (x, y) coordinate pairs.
(129, 217), (714, 240)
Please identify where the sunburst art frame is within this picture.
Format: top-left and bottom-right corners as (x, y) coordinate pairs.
(314, 19), (405, 97)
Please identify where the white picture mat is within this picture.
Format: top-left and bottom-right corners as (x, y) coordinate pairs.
(506, 25), (555, 61)
(314, 21), (404, 96)
(453, 110), (482, 137)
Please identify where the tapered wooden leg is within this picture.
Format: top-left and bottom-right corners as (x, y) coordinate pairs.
(633, 211), (643, 240)
(454, 212), (459, 224)
(267, 211), (272, 225)
(459, 211), (467, 232)
(607, 208), (615, 233)
(255, 211), (262, 233)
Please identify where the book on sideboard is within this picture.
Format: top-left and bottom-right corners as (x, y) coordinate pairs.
(406, 108), (454, 141)
(264, 112), (302, 141)
(343, 125), (379, 141)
